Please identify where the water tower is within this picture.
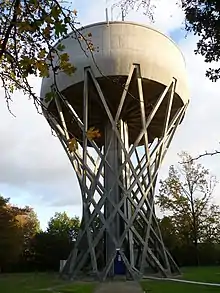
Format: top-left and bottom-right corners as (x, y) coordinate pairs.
(40, 21), (189, 281)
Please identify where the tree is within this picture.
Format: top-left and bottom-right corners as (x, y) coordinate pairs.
(159, 216), (179, 250)
(31, 212), (80, 271)
(181, 0), (220, 82)
(0, 196), (23, 272)
(47, 212), (80, 242)
(0, 0), (89, 108)
(9, 205), (40, 239)
(14, 207), (40, 269)
(157, 152), (219, 265)
(158, 216), (189, 266)
(158, 214), (220, 266)
(31, 231), (73, 271)
(0, 198), (40, 271)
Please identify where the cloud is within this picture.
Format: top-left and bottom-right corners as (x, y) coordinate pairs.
(0, 78), (81, 209)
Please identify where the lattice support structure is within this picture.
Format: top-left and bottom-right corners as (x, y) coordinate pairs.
(44, 64), (188, 281)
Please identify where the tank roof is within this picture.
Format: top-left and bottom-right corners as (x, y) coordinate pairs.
(55, 21), (186, 64)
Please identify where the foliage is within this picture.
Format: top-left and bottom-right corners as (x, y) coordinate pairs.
(159, 216), (220, 266)
(0, 0), (80, 107)
(158, 216), (178, 250)
(0, 194), (81, 272)
(68, 137), (78, 153)
(67, 128), (101, 154)
(0, 196), (23, 271)
(157, 152), (219, 265)
(181, 0), (220, 81)
(0, 195), (41, 272)
(16, 208), (40, 268)
(30, 212), (80, 271)
(47, 211), (80, 241)
(31, 231), (74, 271)
(86, 127), (101, 140)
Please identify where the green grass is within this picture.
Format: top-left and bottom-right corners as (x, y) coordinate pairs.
(141, 280), (220, 293)
(1, 267), (220, 293)
(182, 266), (220, 283)
(54, 282), (97, 293)
(141, 266), (220, 293)
(0, 273), (96, 293)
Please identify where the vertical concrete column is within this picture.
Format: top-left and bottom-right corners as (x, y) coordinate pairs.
(104, 121), (121, 277)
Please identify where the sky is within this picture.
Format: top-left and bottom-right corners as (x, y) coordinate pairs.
(1, 0), (220, 230)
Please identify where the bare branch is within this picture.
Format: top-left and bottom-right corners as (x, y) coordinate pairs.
(181, 150), (220, 163)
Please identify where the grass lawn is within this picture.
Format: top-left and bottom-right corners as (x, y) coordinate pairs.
(141, 280), (220, 293)
(141, 266), (220, 293)
(0, 273), (96, 293)
(1, 267), (220, 293)
(181, 266), (220, 283)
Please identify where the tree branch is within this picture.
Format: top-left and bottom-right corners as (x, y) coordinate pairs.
(0, 0), (20, 59)
(181, 150), (220, 163)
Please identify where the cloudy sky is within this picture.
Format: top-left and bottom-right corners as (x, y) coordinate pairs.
(1, 0), (220, 230)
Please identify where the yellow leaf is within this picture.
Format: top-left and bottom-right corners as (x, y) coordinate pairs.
(60, 53), (69, 62)
(68, 138), (78, 153)
(87, 42), (95, 51)
(61, 62), (76, 75)
(36, 61), (49, 77)
(38, 49), (47, 59)
(86, 127), (101, 140)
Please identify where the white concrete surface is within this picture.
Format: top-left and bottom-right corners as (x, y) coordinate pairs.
(40, 21), (189, 107)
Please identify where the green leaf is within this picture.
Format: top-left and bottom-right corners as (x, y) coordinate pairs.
(54, 21), (67, 37)
(51, 5), (61, 20)
(57, 43), (65, 52)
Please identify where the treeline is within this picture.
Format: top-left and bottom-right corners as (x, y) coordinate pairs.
(1, 152), (220, 272)
(0, 198), (80, 272)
